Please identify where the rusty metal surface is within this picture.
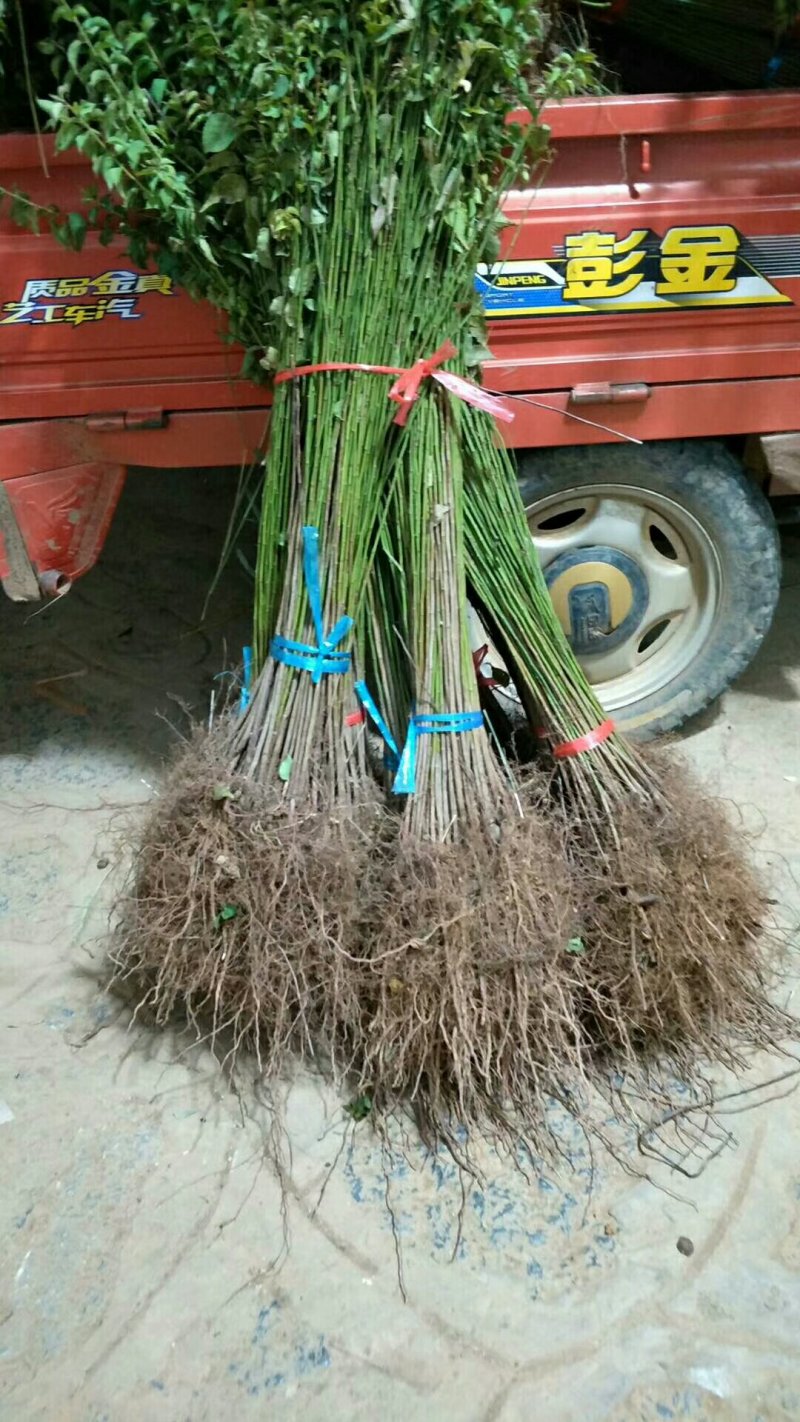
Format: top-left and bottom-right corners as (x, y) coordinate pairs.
(0, 463), (126, 594)
(0, 479), (41, 601)
(754, 432), (800, 497)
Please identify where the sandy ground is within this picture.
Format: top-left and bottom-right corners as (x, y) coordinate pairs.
(1, 468), (799, 1422)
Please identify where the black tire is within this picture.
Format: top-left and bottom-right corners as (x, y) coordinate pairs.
(516, 439), (781, 738)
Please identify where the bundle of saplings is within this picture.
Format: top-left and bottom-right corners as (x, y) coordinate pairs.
(32, 0), (788, 1155)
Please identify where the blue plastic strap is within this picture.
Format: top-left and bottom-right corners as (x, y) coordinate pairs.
(393, 710), (484, 796)
(354, 680), (401, 771)
(269, 526), (353, 684)
(270, 635), (350, 679)
(239, 645), (253, 714)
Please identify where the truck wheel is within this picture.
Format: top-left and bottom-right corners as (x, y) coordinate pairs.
(514, 439), (780, 738)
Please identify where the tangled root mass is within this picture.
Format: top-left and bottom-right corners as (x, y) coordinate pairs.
(329, 797), (584, 1155)
(113, 738), (789, 1155)
(567, 753), (788, 1075)
(112, 733), (385, 1077)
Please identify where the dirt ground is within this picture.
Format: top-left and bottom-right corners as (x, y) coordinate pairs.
(1, 469), (799, 1422)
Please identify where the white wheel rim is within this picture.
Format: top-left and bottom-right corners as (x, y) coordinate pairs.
(525, 482), (722, 714)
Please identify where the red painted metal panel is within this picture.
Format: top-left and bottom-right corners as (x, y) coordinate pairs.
(535, 91), (800, 139)
(0, 462), (125, 589)
(3, 375), (797, 487)
(0, 409), (267, 594)
(498, 376), (800, 448)
(3, 93), (800, 593)
(0, 137), (265, 421)
(1, 371), (798, 595)
(0, 409), (269, 479)
(5, 95), (800, 431)
(489, 93), (800, 395)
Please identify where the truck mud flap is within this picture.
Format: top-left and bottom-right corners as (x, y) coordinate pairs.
(0, 463), (126, 602)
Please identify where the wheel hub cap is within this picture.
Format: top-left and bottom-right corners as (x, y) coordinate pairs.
(526, 485), (722, 715)
(544, 545), (650, 657)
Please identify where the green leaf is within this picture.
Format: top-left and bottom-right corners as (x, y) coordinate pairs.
(205, 151), (238, 171)
(566, 937), (586, 956)
(37, 97), (65, 124)
(150, 77), (167, 104)
(378, 15), (415, 43)
(288, 265), (312, 297)
(97, 155), (124, 191)
(54, 121), (79, 153)
(252, 236), (271, 268)
(65, 211), (87, 250)
(213, 172), (248, 204)
(9, 194), (35, 231)
(344, 1092), (373, 1122)
(278, 756), (293, 782)
(201, 112), (237, 154)
(212, 784), (235, 801)
(197, 236), (218, 267)
(271, 74), (290, 99)
(214, 904), (238, 927)
(447, 201), (468, 251)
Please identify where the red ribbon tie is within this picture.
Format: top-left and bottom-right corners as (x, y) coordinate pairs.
(472, 643), (498, 690)
(275, 344), (514, 428)
(552, 718), (616, 759)
(388, 340), (457, 426)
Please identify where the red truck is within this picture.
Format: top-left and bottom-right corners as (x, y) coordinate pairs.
(2, 90), (799, 735)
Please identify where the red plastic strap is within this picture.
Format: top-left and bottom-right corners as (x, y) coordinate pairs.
(472, 644), (497, 690)
(345, 709), (367, 727)
(275, 341), (514, 428)
(552, 718), (616, 760)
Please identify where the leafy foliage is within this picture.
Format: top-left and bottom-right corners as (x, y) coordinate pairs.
(33, 1), (596, 375)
